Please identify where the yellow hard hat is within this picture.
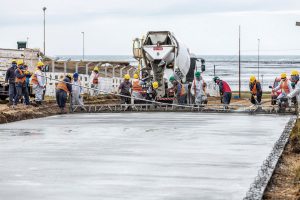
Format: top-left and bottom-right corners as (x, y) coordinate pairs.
(291, 70), (299, 76)
(17, 60), (24, 66)
(93, 66), (99, 72)
(124, 74), (130, 80)
(66, 74), (73, 80)
(152, 81), (159, 89)
(249, 75), (256, 83)
(11, 59), (17, 64)
(133, 74), (139, 79)
(37, 61), (44, 67)
(24, 70), (31, 75)
(281, 73), (287, 79)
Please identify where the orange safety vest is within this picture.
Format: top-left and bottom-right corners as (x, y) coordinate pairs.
(180, 83), (186, 96)
(31, 70), (40, 85)
(280, 80), (290, 94)
(56, 82), (70, 93)
(251, 81), (260, 95)
(15, 68), (26, 84)
(132, 79), (142, 92)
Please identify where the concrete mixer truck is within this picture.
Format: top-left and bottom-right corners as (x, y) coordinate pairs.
(133, 31), (205, 102)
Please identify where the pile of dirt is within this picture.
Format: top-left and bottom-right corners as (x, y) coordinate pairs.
(263, 120), (300, 200)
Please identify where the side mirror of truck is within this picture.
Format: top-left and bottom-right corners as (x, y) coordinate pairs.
(269, 86), (273, 89)
(201, 65), (205, 72)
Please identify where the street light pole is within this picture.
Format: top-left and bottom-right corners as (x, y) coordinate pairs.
(257, 38), (260, 80)
(81, 32), (85, 60)
(43, 7), (47, 56)
(238, 25), (241, 98)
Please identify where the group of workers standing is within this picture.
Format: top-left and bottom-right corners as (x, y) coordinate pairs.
(5, 60), (45, 107)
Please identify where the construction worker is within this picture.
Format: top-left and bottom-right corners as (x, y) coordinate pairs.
(273, 73), (292, 99)
(56, 74), (72, 113)
(287, 70), (300, 112)
(169, 76), (187, 105)
(90, 66), (100, 96)
(31, 61), (46, 105)
(213, 76), (232, 108)
(192, 71), (207, 105)
(118, 74), (132, 104)
(14, 60), (30, 106)
(72, 72), (84, 110)
(146, 81), (159, 101)
(132, 73), (143, 103)
(5, 59), (17, 106)
(249, 75), (263, 105)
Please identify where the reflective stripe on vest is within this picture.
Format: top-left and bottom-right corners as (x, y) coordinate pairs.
(15, 69), (26, 84)
(132, 79), (142, 92)
(56, 82), (70, 93)
(280, 80), (290, 94)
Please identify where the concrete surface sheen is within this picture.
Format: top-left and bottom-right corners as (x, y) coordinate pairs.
(0, 113), (290, 200)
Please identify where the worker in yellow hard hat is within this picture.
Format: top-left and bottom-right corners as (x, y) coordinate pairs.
(90, 66), (100, 96)
(14, 60), (29, 106)
(146, 81), (159, 101)
(31, 61), (46, 105)
(249, 75), (262, 105)
(287, 71), (300, 111)
(132, 73), (143, 103)
(56, 74), (73, 114)
(5, 59), (18, 106)
(273, 73), (292, 100)
(118, 74), (132, 104)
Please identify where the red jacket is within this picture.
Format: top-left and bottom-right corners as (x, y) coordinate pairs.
(219, 80), (232, 94)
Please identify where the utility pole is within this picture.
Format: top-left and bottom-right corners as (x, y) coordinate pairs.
(257, 38), (260, 80)
(43, 7), (47, 56)
(81, 32), (85, 60)
(238, 25), (241, 98)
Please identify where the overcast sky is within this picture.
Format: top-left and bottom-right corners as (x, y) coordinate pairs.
(1, 0), (300, 56)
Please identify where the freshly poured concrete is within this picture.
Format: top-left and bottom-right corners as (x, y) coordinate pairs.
(0, 113), (290, 200)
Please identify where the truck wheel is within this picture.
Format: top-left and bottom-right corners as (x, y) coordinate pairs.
(0, 96), (7, 101)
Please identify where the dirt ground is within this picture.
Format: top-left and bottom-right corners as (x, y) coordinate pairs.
(263, 120), (300, 200)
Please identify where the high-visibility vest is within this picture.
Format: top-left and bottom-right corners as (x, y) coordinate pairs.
(56, 82), (70, 93)
(280, 80), (290, 94)
(15, 68), (26, 84)
(179, 83), (186, 96)
(251, 81), (262, 95)
(31, 70), (40, 85)
(132, 79), (142, 92)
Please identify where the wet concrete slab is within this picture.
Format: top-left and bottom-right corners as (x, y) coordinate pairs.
(0, 113), (291, 200)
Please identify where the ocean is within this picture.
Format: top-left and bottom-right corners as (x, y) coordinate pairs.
(58, 55), (300, 91)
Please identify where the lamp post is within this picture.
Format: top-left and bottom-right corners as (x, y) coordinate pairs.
(238, 25), (241, 98)
(43, 7), (47, 56)
(257, 38), (260, 80)
(81, 32), (85, 60)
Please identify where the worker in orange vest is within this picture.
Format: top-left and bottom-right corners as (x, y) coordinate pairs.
(132, 73), (143, 103)
(249, 75), (262, 105)
(56, 74), (73, 113)
(31, 61), (46, 105)
(14, 60), (30, 106)
(273, 73), (292, 99)
(169, 76), (187, 105)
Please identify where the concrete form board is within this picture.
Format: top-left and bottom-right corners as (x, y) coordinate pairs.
(0, 113), (291, 200)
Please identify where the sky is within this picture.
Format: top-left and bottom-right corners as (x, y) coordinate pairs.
(1, 0), (300, 56)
